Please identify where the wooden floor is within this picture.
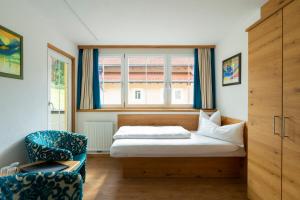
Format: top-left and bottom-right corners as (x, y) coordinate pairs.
(84, 156), (247, 200)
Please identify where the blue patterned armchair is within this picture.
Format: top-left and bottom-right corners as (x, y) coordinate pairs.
(0, 172), (83, 200)
(24, 130), (88, 182)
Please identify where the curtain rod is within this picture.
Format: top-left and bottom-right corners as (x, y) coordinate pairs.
(77, 45), (216, 49)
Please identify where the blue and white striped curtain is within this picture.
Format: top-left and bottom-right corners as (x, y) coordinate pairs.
(77, 49), (101, 109)
(193, 48), (216, 109)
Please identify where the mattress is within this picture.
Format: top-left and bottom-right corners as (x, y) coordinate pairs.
(113, 126), (191, 139)
(110, 132), (246, 158)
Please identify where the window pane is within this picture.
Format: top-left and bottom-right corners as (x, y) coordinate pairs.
(100, 57), (122, 81)
(51, 59), (66, 111)
(99, 56), (122, 105)
(170, 56), (194, 105)
(127, 56), (165, 105)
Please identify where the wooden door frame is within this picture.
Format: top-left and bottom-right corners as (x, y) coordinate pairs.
(47, 43), (76, 132)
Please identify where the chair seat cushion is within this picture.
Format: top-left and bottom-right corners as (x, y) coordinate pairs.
(73, 153), (86, 163)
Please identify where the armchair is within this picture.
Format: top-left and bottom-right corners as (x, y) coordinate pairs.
(0, 172), (83, 200)
(24, 130), (87, 181)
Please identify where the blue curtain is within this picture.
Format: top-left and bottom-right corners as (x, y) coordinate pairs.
(193, 48), (202, 109)
(77, 49), (83, 109)
(93, 49), (101, 109)
(210, 48), (216, 109)
(193, 48), (216, 109)
(77, 49), (101, 109)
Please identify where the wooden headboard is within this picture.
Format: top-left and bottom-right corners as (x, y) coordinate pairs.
(118, 114), (244, 129)
(117, 114), (248, 150)
(118, 114), (199, 130)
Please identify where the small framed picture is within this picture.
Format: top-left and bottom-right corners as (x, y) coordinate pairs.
(0, 25), (23, 79)
(222, 53), (241, 86)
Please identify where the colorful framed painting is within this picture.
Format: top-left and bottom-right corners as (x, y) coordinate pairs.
(0, 25), (23, 79)
(222, 53), (241, 86)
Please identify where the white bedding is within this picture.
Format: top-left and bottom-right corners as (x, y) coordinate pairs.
(113, 126), (191, 139)
(110, 132), (246, 158)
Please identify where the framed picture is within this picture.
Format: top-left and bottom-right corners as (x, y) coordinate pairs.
(222, 53), (241, 86)
(0, 25), (23, 79)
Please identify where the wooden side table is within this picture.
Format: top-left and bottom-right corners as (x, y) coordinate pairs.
(19, 161), (80, 173)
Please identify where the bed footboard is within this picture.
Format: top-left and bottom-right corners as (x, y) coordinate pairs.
(119, 157), (245, 178)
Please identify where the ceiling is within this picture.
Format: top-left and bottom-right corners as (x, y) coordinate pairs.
(29, 0), (266, 45)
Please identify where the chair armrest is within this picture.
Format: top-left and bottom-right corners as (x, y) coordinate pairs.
(65, 133), (88, 155)
(25, 140), (73, 162)
(0, 172), (83, 200)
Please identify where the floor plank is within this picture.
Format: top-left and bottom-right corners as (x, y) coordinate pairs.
(84, 157), (247, 200)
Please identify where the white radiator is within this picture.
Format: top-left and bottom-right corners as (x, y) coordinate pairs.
(83, 121), (114, 151)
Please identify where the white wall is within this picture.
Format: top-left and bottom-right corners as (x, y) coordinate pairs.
(0, 0), (77, 167)
(215, 10), (261, 120)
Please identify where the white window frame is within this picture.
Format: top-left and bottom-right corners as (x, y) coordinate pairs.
(99, 53), (194, 108)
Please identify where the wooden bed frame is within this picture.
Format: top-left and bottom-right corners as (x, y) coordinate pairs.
(117, 114), (247, 179)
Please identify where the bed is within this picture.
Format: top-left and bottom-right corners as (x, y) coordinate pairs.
(111, 114), (247, 178)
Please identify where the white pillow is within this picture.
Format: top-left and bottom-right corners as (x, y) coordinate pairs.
(198, 118), (245, 147)
(198, 110), (221, 131)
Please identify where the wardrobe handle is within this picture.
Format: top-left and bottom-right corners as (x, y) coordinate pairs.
(282, 116), (289, 138)
(273, 116), (281, 136)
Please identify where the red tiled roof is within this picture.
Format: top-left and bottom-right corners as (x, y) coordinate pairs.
(100, 56), (194, 81)
(102, 72), (193, 82)
(100, 56), (194, 65)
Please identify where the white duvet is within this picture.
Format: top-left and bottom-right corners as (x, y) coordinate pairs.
(113, 126), (191, 139)
(110, 133), (246, 158)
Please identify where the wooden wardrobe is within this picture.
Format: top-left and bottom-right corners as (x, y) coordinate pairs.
(247, 0), (300, 199)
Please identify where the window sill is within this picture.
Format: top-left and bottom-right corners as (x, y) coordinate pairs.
(77, 108), (216, 113)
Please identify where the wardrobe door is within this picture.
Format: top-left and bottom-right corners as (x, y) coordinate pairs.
(248, 11), (283, 200)
(282, 1), (300, 199)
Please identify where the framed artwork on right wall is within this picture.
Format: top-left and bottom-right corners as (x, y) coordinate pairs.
(222, 53), (241, 86)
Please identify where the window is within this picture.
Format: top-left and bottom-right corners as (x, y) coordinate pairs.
(175, 89), (182, 100)
(99, 50), (194, 108)
(99, 56), (122, 106)
(135, 90), (141, 100)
